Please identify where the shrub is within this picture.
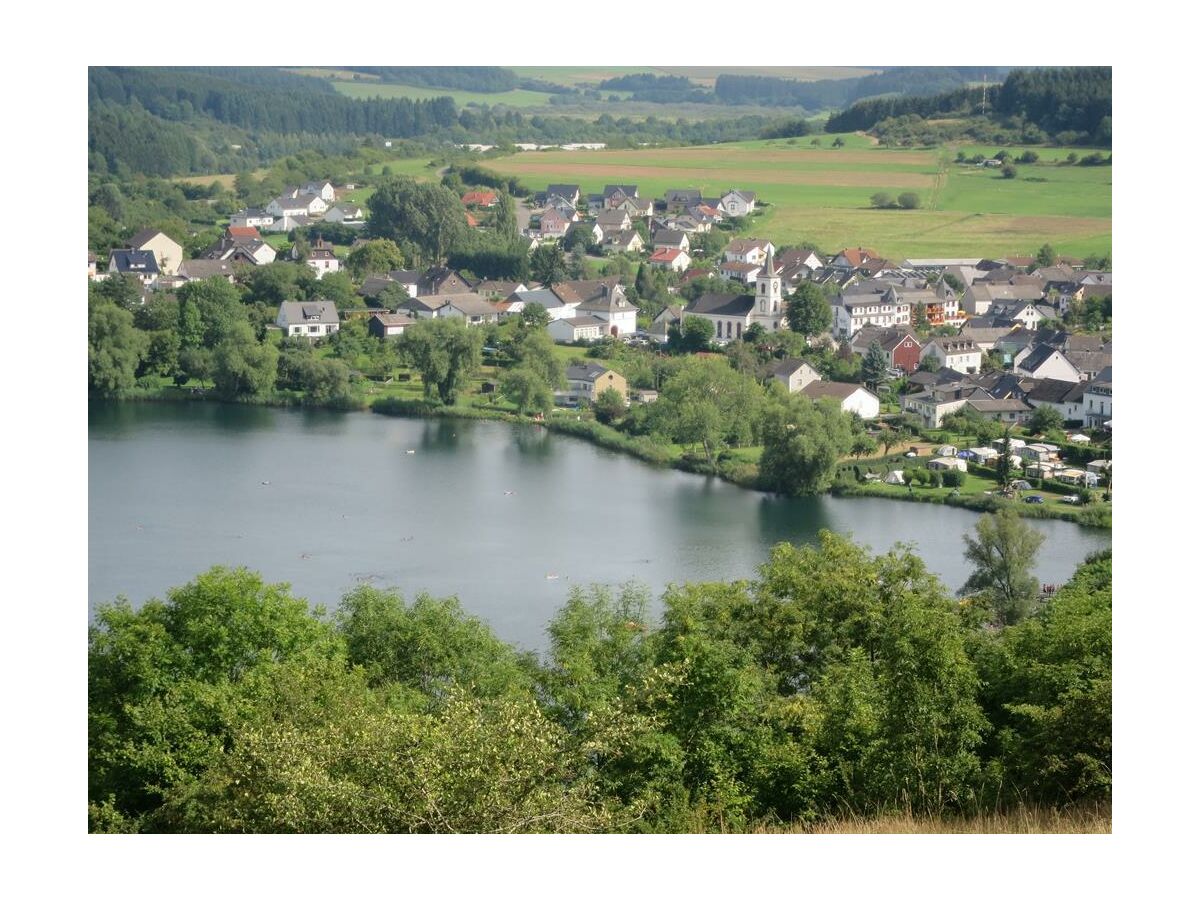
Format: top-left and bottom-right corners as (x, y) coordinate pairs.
(897, 192), (920, 209)
(941, 469), (964, 488)
(870, 191), (895, 209)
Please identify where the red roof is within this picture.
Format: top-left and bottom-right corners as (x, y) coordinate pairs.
(227, 225), (261, 240)
(838, 247), (880, 267)
(462, 191), (498, 207)
(649, 248), (683, 262)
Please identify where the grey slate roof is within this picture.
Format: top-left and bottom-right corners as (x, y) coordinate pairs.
(684, 293), (755, 317)
(278, 301), (338, 326)
(108, 249), (160, 275)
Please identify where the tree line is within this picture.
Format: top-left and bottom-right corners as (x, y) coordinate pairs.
(826, 67), (1111, 146)
(88, 531), (1111, 833)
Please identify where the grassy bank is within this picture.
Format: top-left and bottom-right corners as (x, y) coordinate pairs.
(755, 803), (1111, 834)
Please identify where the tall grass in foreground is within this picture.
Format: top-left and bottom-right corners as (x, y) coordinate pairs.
(750, 804), (1111, 834)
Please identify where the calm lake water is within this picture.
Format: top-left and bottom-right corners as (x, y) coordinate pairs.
(89, 402), (1111, 651)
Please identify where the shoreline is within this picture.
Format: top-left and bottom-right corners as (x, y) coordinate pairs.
(98, 391), (1111, 530)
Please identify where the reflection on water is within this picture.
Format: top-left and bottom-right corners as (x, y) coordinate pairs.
(90, 402), (1112, 652)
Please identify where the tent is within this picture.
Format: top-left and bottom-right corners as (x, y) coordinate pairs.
(1068, 433), (1091, 443)
(936, 445), (958, 457)
(884, 470), (906, 485)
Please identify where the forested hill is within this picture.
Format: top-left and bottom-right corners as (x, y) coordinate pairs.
(827, 66), (1112, 145)
(714, 66), (1009, 108)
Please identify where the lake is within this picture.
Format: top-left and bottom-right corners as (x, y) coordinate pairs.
(89, 402), (1111, 652)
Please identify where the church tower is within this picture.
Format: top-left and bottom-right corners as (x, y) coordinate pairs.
(753, 246), (783, 328)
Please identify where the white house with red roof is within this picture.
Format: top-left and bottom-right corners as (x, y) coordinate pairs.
(648, 247), (691, 272)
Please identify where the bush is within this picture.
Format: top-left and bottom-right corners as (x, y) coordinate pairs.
(941, 469), (964, 488)
(869, 191), (895, 209)
(1001, 162), (1017, 179)
(897, 192), (920, 209)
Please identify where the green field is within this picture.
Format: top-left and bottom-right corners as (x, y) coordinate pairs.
(331, 80), (556, 108)
(510, 66), (880, 88)
(481, 137), (1111, 259)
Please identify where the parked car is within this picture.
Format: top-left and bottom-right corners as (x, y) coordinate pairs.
(1024, 495), (1045, 504)
(1061, 495), (1081, 505)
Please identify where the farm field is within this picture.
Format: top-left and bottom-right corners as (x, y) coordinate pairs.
(331, 80), (556, 108)
(482, 137), (1111, 259)
(510, 66), (880, 88)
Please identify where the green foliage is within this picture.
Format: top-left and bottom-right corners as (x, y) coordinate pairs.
(211, 323), (280, 400)
(1036, 243), (1057, 267)
(862, 341), (890, 388)
(1029, 405), (1064, 434)
(973, 551), (1111, 803)
(368, 177), (469, 264)
(667, 316), (715, 354)
(89, 299), (148, 397)
(518, 303), (551, 329)
(758, 396), (855, 496)
(530, 243), (568, 287)
(593, 387), (627, 425)
(897, 192), (920, 209)
(870, 191), (895, 209)
(399, 317), (483, 405)
(648, 356), (762, 467)
(346, 238), (406, 277)
(785, 282), (832, 338)
(959, 508), (1046, 626)
(501, 366), (555, 415)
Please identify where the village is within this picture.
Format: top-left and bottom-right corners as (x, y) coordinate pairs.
(90, 175), (1112, 514)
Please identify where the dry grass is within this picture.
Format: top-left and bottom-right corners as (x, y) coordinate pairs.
(751, 805), (1112, 834)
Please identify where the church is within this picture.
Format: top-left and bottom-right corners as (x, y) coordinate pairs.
(682, 247), (788, 343)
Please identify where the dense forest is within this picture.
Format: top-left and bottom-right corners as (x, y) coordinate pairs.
(340, 66), (519, 91)
(88, 538), (1111, 833)
(826, 67), (1112, 146)
(713, 67), (1009, 109)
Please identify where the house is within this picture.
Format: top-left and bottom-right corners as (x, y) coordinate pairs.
(127, 229), (183, 276)
(462, 190), (499, 208)
(799, 381), (880, 419)
(600, 230), (644, 255)
(324, 204), (365, 226)
(226, 225), (262, 243)
(264, 214), (318, 234)
(682, 293), (756, 344)
(176, 259), (237, 283)
(602, 184), (640, 208)
(962, 282), (1045, 317)
(418, 267), (474, 297)
(367, 312), (417, 338)
(1025, 378), (1088, 424)
(439, 294), (500, 326)
(849, 326), (923, 374)
(300, 181), (337, 202)
(474, 280), (529, 299)
(548, 315), (607, 343)
(1013, 344), (1084, 382)
(515, 287), (576, 321)
(958, 324), (1019, 352)
(106, 249), (160, 285)
(830, 247), (880, 271)
(595, 209), (633, 231)
(561, 363), (628, 405)
(903, 384), (993, 428)
(231, 208), (275, 229)
(723, 238), (774, 266)
(965, 398), (1034, 425)
(277, 301), (340, 340)
(648, 248), (691, 272)
(920, 337), (982, 375)
(773, 359), (822, 394)
(718, 189), (757, 217)
(653, 230), (690, 253)
(266, 193), (327, 218)
(1081, 367), (1112, 428)
(542, 184), (581, 206)
(648, 305), (683, 344)
(575, 283), (638, 336)
(719, 260), (762, 284)
(203, 235), (276, 266)
(664, 189), (702, 213)
(299, 239), (340, 279)
(718, 260), (762, 284)
(537, 208), (574, 239)
(832, 283), (911, 338)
